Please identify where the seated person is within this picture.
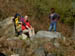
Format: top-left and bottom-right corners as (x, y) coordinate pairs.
(21, 15), (35, 37)
(13, 14), (22, 36)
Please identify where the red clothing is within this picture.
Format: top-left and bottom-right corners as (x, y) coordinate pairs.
(22, 24), (26, 30)
(22, 19), (31, 31)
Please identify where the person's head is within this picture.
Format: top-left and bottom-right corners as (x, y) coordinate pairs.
(24, 15), (28, 21)
(15, 13), (20, 18)
(50, 8), (55, 13)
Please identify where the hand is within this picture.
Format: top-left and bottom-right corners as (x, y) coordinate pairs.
(26, 25), (29, 29)
(30, 26), (33, 30)
(18, 22), (22, 24)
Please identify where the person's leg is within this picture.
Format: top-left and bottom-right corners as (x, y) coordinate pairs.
(49, 22), (53, 32)
(53, 22), (56, 32)
(23, 29), (29, 33)
(23, 29), (32, 38)
(28, 28), (32, 37)
(31, 28), (35, 36)
(22, 29), (29, 38)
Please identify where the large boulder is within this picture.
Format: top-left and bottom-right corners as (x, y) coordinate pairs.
(0, 17), (14, 29)
(34, 47), (45, 56)
(34, 31), (63, 39)
(0, 17), (15, 37)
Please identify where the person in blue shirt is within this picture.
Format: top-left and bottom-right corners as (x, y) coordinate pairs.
(49, 8), (60, 32)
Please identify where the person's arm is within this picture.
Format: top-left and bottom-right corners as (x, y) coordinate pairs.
(57, 14), (60, 22)
(30, 26), (33, 30)
(28, 22), (32, 27)
(18, 22), (22, 24)
(26, 25), (29, 29)
(22, 21), (26, 26)
(54, 14), (60, 21)
(27, 21), (33, 29)
(58, 15), (60, 20)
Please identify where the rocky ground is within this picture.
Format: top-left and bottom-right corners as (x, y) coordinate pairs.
(0, 17), (75, 56)
(0, 35), (75, 56)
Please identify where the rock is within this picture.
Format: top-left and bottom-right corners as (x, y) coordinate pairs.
(34, 31), (62, 39)
(34, 47), (45, 56)
(0, 17), (14, 29)
(0, 53), (6, 56)
(53, 42), (60, 48)
(7, 37), (19, 40)
(6, 39), (25, 48)
(47, 53), (56, 56)
(21, 34), (27, 40)
(11, 54), (19, 56)
(0, 17), (15, 37)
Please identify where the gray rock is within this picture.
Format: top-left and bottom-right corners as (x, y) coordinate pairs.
(53, 42), (60, 48)
(0, 17), (15, 37)
(47, 53), (56, 56)
(34, 31), (62, 39)
(11, 54), (19, 56)
(0, 17), (14, 29)
(34, 47), (45, 56)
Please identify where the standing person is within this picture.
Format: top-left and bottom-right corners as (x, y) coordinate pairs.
(49, 8), (60, 32)
(21, 15), (35, 37)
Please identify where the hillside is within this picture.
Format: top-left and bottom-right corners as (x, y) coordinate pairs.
(0, 0), (74, 37)
(0, 0), (75, 56)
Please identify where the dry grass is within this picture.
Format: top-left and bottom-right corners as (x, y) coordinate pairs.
(0, 0), (74, 56)
(0, 0), (73, 37)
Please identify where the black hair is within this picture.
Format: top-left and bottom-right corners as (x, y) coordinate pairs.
(14, 13), (21, 18)
(51, 8), (55, 11)
(50, 8), (55, 13)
